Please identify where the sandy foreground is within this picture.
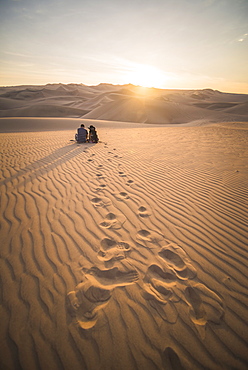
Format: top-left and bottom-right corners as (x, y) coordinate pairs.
(0, 116), (247, 370)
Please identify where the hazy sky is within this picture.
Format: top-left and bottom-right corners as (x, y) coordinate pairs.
(0, 0), (248, 92)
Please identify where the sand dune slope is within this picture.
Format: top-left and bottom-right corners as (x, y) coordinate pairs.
(0, 84), (247, 124)
(0, 122), (248, 370)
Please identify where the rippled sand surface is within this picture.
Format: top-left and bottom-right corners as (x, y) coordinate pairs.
(0, 121), (248, 369)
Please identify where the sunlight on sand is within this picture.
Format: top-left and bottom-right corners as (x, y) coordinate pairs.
(0, 84), (248, 370)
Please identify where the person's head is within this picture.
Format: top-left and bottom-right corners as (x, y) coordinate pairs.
(81, 124), (85, 128)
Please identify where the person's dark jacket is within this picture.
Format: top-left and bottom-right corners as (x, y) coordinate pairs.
(77, 127), (87, 142)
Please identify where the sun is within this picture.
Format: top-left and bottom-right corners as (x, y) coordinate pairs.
(125, 64), (166, 88)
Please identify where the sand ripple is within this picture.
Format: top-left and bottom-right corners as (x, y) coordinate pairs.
(0, 125), (248, 370)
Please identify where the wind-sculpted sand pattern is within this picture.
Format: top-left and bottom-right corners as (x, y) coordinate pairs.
(0, 125), (248, 370)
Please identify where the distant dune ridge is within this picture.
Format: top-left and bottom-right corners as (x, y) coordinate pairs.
(0, 83), (248, 125)
(0, 84), (248, 369)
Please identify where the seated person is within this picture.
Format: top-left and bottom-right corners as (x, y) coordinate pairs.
(88, 125), (99, 143)
(75, 124), (88, 143)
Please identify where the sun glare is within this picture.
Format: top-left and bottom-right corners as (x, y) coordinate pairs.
(125, 64), (166, 89)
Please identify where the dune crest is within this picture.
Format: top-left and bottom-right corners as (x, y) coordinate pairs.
(0, 83), (248, 125)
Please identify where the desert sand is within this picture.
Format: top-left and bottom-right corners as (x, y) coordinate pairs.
(0, 84), (248, 370)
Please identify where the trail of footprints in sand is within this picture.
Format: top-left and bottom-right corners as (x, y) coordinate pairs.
(67, 145), (224, 335)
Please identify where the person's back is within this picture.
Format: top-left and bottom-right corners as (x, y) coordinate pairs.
(76, 124), (87, 142)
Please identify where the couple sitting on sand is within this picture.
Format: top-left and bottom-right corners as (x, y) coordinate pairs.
(75, 124), (99, 143)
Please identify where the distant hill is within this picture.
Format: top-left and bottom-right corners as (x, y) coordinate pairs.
(0, 83), (247, 124)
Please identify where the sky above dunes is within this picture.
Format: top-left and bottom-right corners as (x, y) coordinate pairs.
(0, 0), (248, 93)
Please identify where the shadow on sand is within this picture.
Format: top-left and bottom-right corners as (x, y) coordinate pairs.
(0, 142), (97, 188)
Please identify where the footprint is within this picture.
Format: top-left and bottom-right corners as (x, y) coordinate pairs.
(90, 196), (111, 207)
(185, 286), (206, 325)
(118, 171), (126, 177)
(138, 206), (150, 218)
(105, 213), (118, 221)
(159, 249), (184, 268)
(114, 192), (130, 201)
(91, 197), (102, 206)
(158, 244), (196, 280)
(67, 291), (80, 314)
(145, 280), (173, 301)
(100, 212), (126, 230)
(100, 238), (116, 250)
(149, 298), (178, 323)
(136, 229), (164, 243)
(184, 283), (224, 327)
(98, 238), (131, 262)
(83, 284), (112, 303)
(145, 264), (177, 287)
(162, 347), (185, 370)
(83, 266), (139, 287)
(143, 264), (179, 323)
(77, 316), (98, 330)
(126, 180), (134, 185)
(67, 281), (111, 330)
(143, 279), (175, 305)
(95, 184), (107, 192)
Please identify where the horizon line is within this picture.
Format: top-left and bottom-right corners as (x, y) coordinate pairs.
(0, 82), (247, 95)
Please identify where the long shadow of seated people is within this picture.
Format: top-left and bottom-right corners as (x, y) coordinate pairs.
(0, 142), (97, 188)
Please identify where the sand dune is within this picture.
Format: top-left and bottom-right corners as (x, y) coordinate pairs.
(223, 101), (248, 115)
(1, 84), (248, 123)
(0, 104), (88, 118)
(0, 83), (248, 369)
(0, 119), (248, 369)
